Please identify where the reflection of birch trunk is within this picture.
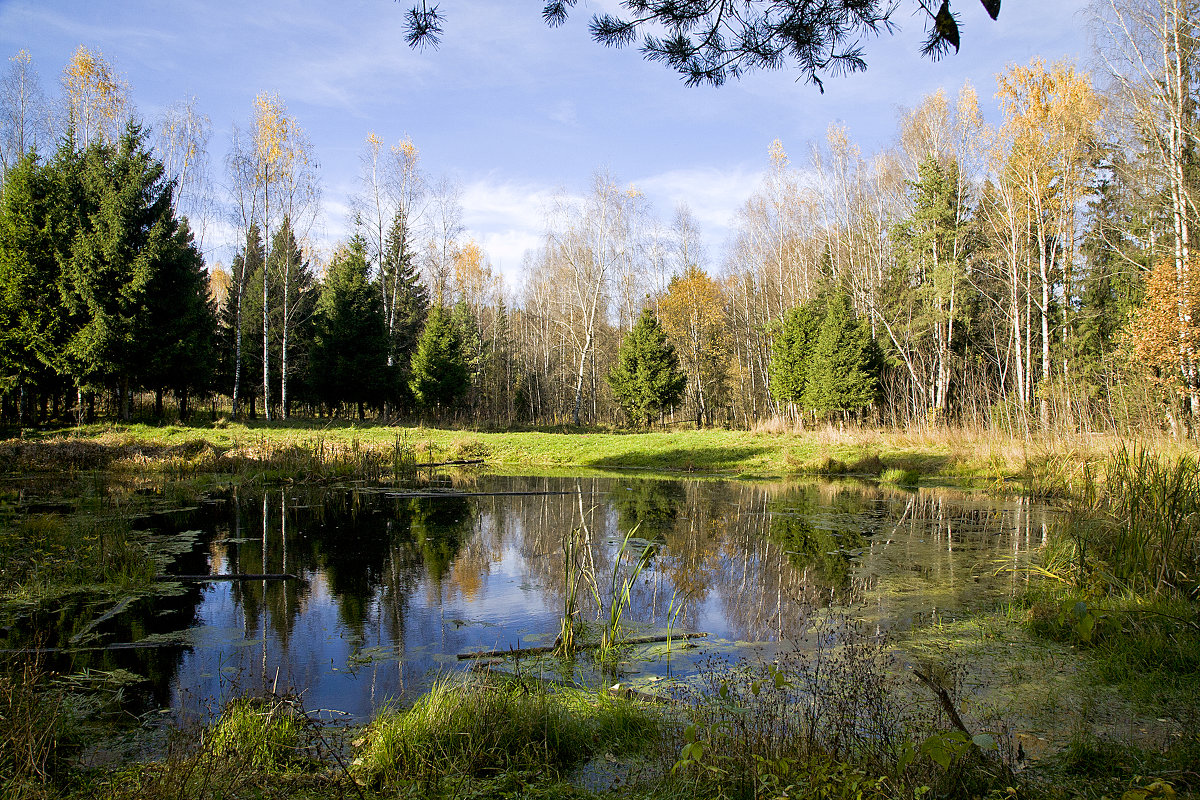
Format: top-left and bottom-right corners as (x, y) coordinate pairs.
(261, 491), (268, 685)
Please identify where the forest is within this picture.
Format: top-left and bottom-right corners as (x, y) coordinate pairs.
(0, 1), (1196, 437)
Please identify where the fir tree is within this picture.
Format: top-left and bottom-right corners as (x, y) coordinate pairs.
(607, 309), (687, 427)
(59, 122), (177, 421)
(268, 216), (316, 416)
(769, 300), (823, 408)
(409, 306), (469, 418)
(0, 151), (69, 421)
(136, 216), (217, 419)
(310, 235), (389, 418)
(381, 210), (428, 412)
(802, 293), (882, 417)
(217, 223), (264, 417)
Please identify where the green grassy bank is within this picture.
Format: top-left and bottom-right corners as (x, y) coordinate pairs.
(1, 419), (1182, 484)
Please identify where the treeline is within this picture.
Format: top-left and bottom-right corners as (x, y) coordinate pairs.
(2, 4), (1199, 433)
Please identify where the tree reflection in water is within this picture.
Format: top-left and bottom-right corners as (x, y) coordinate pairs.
(6, 474), (1054, 720)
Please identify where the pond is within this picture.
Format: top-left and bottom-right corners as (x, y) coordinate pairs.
(4, 473), (1057, 722)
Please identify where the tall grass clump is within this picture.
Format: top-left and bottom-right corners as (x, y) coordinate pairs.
(207, 697), (303, 771)
(355, 677), (658, 789)
(880, 467), (920, 488)
(557, 524), (586, 655)
(0, 513), (154, 599)
(599, 526), (656, 661)
(0, 651), (70, 800)
(1084, 447), (1200, 597)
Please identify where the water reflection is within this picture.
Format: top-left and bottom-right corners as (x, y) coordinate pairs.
(8, 475), (1055, 720)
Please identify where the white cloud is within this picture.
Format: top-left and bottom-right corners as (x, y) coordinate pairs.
(459, 177), (563, 291)
(547, 99), (579, 127)
(634, 164), (766, 259)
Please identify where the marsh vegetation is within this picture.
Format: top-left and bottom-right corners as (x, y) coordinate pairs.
(0, 441), (1196, 799)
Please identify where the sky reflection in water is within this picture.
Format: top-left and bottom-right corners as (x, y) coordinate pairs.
(125, 475), (1055, 720)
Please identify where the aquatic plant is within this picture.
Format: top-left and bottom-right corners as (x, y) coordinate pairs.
(207, 697), (303, 771)
(671, 614), (1019, 800)
(557, 523), (587, 656)
(599, 525), (656, 663)
(354, 677), (657, 789)
(880, 467), (920, 487)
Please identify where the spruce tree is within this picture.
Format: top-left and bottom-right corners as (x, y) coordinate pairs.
(802, 293), (882, 417)
(769, 300), (823, 407)
(381, 210), (428, 413)
(218, 224), (264, 417)
(59, 122), (177, 421)
(310, 235), (389, 418)
(268, 217), (316, 416)
(0, 152), (68, 420)
(607, 309), (686, 427)
(136, 216), (217, 419)
(409, 306), (469, 418)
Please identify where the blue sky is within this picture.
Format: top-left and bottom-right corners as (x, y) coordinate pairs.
(1, 0), (1092, 288)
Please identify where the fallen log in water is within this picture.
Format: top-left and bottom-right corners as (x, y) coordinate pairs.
(155, 573), (302, 582)
(457, 631), (707, 661)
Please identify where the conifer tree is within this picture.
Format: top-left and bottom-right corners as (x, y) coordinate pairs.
(0, 151), (68, 422)
(769, 300), (823, 408)
(608, 309), (686, 427)
(409, 306), (469, 418)
(60, 122), (176, 421)
(381, 209), (428, 402)
(310, 235), (389, 418)
(802, 293), (882, 417)
(268, 216), (316, 417)
(219, 224), (264, 417)
(136, 216), (217, 419)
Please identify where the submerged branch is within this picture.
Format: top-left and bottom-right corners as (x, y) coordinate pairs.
(457, 631), (707, 660)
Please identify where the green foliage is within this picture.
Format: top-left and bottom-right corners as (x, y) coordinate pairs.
(265, 216), (317, 410)
(803, 293), (883, 415)
(409, 305), (470, 417)
(769, 301), (822, 406)
(770, 293), (881, 419)
(881, 467), (920, 487)
(218, 224), (265, 411)
(1077, 161), (1151, 386)
(1043, 447), (1200, 598)
(355, 678), (657, 788)
(60, 124), (177, 407)
(310, 235), (390, 416)
(0, 123), (217, 422)
(381, 210), (429, 413)
(136, 216), (217, 416)
(208, 698), (302, 771)
(607, 309), (686, 427)
(599, 526), (658, 660)
(0, 153), (70, 405)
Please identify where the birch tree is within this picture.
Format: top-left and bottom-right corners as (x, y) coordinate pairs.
(156, 96), (213, 247)
(61, 46), (129, 149)
(227, 92), (319, 420)
(542, 171), (636, 425)
(0, 50), (51, 191)
(1092, 0), (1200, 415)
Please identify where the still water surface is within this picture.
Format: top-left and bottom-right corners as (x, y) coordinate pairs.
(21, 474), (1057, 720)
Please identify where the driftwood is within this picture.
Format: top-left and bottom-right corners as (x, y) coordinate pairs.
(155, 573), (302, 582)
(457, 631), (707, 661)
(416, 458), (486, 468)
(384, 490), (577, 499)
(912, 669), (972, 737)
(1, 640), (184, 654)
